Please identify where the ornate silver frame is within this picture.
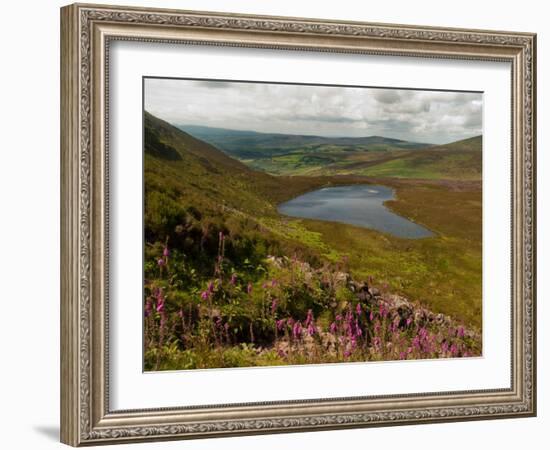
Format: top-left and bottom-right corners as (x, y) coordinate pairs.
(60, 3), (536, 446)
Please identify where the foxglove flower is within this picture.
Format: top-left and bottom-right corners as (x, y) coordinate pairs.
(292, 321), (302, 339)
(305, 309), (313, 327)
(144, 297), (153, 317)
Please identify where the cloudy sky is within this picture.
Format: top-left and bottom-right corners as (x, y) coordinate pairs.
(144, 78), (482, 144)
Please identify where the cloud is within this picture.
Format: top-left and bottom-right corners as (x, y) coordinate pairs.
(144, 78), (482, 144)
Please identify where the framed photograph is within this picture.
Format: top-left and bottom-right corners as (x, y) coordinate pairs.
(60, 3), (536, 446)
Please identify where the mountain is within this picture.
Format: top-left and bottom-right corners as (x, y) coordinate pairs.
(178, 124), (432, 160)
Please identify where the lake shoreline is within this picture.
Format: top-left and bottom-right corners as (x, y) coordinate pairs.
(277, 184), (435, 239)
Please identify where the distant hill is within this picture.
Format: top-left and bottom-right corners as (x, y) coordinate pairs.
(178, 124), (432, 160)
(355, 135), (482, 180)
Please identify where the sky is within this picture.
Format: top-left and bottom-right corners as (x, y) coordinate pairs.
(144, 78), (482, 145)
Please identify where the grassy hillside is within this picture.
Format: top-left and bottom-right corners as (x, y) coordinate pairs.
(145, 111), (340, 272)
(144, 112), (482, 370)
(356, 136), (482, 180)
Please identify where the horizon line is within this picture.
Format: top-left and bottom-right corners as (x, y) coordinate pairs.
(145, 110), (481, 146)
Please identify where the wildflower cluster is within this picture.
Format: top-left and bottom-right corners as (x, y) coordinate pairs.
(144, 234), (481, 370)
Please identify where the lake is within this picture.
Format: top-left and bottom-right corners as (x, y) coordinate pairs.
(278, 185), (434, 239)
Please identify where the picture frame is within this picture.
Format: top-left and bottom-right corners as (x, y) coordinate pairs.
(60, 2), (536, 446)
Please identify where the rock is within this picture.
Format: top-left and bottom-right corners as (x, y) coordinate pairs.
(369, 287), (381, 297)
(388, 294), (411, 310)
(434, 313), (446, 325)
(265, 255), (284, 268)
(333, 271), (350, 285)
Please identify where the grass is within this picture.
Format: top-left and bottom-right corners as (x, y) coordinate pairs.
(358, 151), (482, 180)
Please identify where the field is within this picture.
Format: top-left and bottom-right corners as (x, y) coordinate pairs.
(144, 111), (482, 370)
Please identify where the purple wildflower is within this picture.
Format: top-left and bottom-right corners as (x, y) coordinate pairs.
(157, 258), (165, 267)
(329, 322), (337, 334)
(144, 297), (153, 317)
(457, 326), (465, 338)
(163, 246), (170, 257)
(230, 273), (237, 285)
(247, 282), (252, 295)
(292, 321), (302, 339)
(355, 320), (363, 337)
(270, 299), (278, 315)
(156, 292), (165, 313)
(355, 303), (362, 315)
(305, 309), (314, 327)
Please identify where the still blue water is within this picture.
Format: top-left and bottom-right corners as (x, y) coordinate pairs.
(278, 185), (434, 239)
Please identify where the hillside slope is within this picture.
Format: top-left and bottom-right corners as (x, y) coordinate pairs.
(355, 135), (482, 180)
(144, 111), (352, 273)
